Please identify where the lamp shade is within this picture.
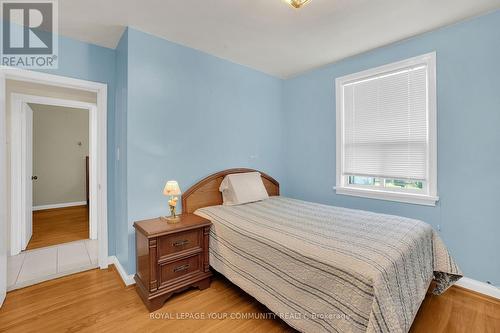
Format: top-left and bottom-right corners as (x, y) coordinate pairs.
(163, 180), (181, 196)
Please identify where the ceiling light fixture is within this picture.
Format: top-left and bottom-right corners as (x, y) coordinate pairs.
(284, 0), (311, 9)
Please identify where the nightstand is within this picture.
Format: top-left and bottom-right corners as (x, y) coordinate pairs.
(133, 214), (212, 311)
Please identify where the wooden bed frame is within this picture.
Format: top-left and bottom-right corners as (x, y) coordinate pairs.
(181, 168), (280, 214)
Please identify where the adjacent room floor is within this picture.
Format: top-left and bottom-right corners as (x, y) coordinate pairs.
(27, 205), (89, 250)
(7, 239), (98, 291)
(0, 268), (499, 332)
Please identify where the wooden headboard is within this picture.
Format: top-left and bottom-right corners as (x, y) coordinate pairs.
(181, 168), (280, 213)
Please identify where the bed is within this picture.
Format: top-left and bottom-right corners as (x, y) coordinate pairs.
(182, 168), (462, 333)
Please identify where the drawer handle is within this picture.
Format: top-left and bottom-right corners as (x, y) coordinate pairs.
(172, 240), (189, 247)
(173, 264), (190, 273)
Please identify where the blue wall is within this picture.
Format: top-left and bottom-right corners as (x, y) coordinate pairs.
(39, 35), (117, 255)
(282, 10), (500, 285)
(120, 28), (284, 273)
(113, 29), (129, 265)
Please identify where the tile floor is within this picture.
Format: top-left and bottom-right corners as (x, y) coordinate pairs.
(7, 239), (98, 291)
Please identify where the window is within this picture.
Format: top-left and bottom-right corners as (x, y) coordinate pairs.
(335, 53), (438, 206)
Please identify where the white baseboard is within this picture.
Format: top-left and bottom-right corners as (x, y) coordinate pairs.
(108, 256), (135, 286)
(455, 277), (500, 300)
(33, 201), (87, 211)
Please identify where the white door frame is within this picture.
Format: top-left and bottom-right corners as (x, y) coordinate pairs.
(0, 68), (6, 306)
(0, 68), (108, 272)
(10, 93), (98, 253)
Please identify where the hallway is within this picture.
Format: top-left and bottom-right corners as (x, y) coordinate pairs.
(27, 205), (89, 250)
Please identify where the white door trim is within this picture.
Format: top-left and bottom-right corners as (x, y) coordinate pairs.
(0, 67), (108, 271)
(10, 93), (98, 253)
(23, 103), (33, 249)
(0, 71), (6, 306)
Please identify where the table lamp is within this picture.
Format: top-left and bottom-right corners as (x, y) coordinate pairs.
(162, 180), (181, 223)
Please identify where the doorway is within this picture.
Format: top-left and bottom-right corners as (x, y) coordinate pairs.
(28, 102), (91, 250)
(10, 94), (98, 255)
(7, 94), (98, 291)
(0, 69), (109, 299)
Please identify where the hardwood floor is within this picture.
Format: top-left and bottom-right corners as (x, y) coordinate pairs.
(410, 286), (500, 333)
(1, 268), (499, 333)
(26, 205), (89, 250)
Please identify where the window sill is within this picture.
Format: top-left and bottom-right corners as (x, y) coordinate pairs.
(335, 186), (439, 206)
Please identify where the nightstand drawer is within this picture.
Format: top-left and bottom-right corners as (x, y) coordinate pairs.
(159, 254), (201, 286)
(158, 229), (201, 258)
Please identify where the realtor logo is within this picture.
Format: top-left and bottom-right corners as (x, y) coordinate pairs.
(1, 0), (58, 68)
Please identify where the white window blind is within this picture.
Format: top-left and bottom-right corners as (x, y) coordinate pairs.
(342, 65), (428, 181)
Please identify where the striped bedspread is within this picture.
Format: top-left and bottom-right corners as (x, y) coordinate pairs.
(195, 197), (462, 333)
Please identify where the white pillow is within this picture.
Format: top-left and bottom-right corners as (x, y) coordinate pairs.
(219, 172), (269, 206)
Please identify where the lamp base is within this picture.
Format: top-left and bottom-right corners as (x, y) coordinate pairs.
(161, 215), (181, 224)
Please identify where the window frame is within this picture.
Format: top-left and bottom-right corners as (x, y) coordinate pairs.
(335, 52), (438, 206)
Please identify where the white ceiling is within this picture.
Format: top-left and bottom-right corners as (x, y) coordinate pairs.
(60, 0), (500, 78)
